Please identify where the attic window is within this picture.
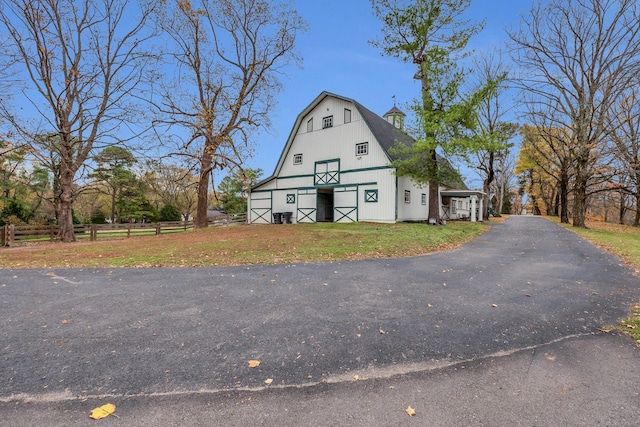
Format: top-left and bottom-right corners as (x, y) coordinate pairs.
(355, 142), (368, 156)
(307, 118), (313, 132)
(322, 115), (333, 129)
(293, 153), (303, 165)
(344, 108), (351, 124)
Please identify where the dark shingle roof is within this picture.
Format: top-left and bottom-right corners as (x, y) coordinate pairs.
(383, 105), (406, 117)
(353, 101), (413, 160)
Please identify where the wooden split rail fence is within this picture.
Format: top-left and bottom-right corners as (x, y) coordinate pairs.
(0, 213), (247, 247)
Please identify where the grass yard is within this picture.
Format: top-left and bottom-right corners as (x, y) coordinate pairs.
(0, 221), (487, 269)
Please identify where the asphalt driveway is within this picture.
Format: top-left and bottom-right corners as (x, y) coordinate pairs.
(1, 216), (640, 426)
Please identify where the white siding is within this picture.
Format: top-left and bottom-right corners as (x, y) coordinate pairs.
(397, 176), (429, 221)
(279, 97), (390, 183)
(355, 169), (396, 223)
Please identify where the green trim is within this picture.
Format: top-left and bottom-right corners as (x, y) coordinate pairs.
(297, 208), (317, 223)
(334, 207), (357, 222)
(269, 173), (315, 181)
(250, 208), (272, 224)
(256, 165), (392, 188)
(286, 193), (296, 203)
(365, 189), (378, 203)
(342, 165), (392, 174)
(314, 159), (341, 185)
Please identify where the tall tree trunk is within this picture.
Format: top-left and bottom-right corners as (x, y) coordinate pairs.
(57, 165), (76, 242)
(618, 192), (626, 225)
(428, 149), (440, 222)
(559, 168), (569, 223)
(111, 189), (117, 223)
(498, 178), (505, 214)
(195, 152), (213, 228)
(482, 151), (495, 220)
(572, 163), (588, 227)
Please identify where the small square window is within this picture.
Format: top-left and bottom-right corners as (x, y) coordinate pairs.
(421, 193), (426, 205)
(307, 118), (313, 132)
(365, 189), (378, 203)
(293, 153), (303, 165)
(322, 115), (333, 129)
(286, 194), (295, 204)
(356, 142), (368, 156)
(404, 190), (411, 204)
(344, 108), (351, 124)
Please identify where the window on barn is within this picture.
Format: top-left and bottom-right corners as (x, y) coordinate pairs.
(322, 115), (333, 129)
(421, 193), (426, 205)
(404, 190), (411, 204)
(365, 189), (378, 203)
(293, 153), (303, 165)
(307, 118), (313, 132)
(355, 142), (368, 156)
(344, 108), (351, 124)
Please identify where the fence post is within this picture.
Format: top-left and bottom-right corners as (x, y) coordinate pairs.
(1, 225), (5, 246)
(8, 224), (14, 247)
(156, 222), (161, 235)
(50, 225), (55, 242)
(90, 224), (96, 241)
(127, 224), (131, 237)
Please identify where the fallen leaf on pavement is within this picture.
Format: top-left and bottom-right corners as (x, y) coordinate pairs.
(405, 406), (416, 416)
(264, 378), (273, 385)
(89, 403), (117, 420)
(248, 360), (260, 368)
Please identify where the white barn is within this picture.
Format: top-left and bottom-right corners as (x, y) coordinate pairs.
(248, 91), (483, 224)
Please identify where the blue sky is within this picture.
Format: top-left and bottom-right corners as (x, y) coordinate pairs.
(239, 0), (534, 189)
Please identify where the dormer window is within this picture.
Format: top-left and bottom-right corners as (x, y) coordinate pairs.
(344, 108), (351, 124)
(322, 115), (333, 129)
(307, 118), (313, 132)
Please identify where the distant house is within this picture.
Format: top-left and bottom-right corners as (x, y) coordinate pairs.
(248, 91), (483, 224)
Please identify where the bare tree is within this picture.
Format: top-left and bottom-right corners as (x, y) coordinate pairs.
(470, 50), (518, 219)
(606, 87), (640, 225)
(492, 143), (517, 214)
(142, 160), (199, 221)
(0, 0), (157, 241)
(508, 0), (640, 227)
(153, 0), (306, 228)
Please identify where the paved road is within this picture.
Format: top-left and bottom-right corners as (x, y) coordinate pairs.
(1, 216), (640, 426)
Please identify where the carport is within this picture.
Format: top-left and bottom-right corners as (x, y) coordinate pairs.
(441, 189), (485, 222)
